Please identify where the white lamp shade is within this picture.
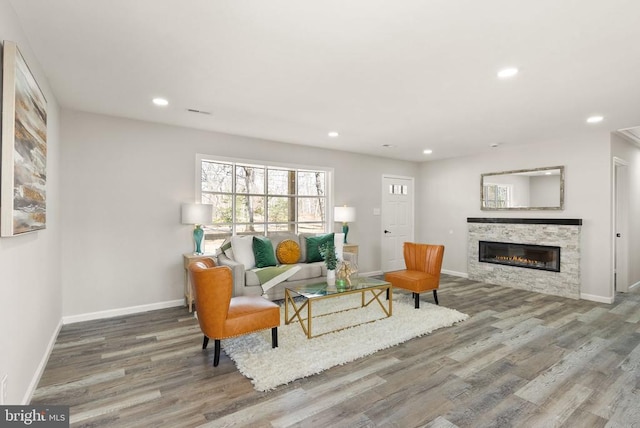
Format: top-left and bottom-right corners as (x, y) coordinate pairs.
(181, 203), (213, 225)
(334, 206), (356, 223)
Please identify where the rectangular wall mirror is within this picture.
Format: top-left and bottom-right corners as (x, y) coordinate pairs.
(481, 166), (564, 210)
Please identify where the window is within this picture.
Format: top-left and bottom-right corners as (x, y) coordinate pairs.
(197, 155), (332, 251)
(483, 184), (511, 208)
(389, 184), (408, 195)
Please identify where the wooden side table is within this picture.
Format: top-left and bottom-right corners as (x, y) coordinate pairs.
(183, 253), (215, 312)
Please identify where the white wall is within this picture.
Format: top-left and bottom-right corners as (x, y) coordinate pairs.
(60, 110), (418, 317)
(0, 0), (62, 404)
(611, 133), (640, 289)
(417, 132), (613, 301)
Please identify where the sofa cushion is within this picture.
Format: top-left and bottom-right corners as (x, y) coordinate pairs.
(276, 239), (301, 264)
(245, 263), (321, 285)
(268, 232), (299, 249)
(306, 233), (335, 263)
(285, 262), (323, 281)
(231, 235), (256, 269)
(268, 233), (295, 255)
(253, 236), (277, 268)
(298, 233), (314, 263)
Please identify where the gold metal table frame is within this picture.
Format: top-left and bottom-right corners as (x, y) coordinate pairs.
(284, 278), (393, 339)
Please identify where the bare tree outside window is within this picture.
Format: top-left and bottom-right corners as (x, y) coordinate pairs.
(236, 165), (265, 232)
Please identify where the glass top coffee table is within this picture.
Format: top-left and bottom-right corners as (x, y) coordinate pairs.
(284, 277), (392, 338)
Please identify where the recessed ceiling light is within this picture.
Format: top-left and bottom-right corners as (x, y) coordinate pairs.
(423, 149), (433, 155)
(490, 143), (500, 148)
(152, 97), (169, 106)
(328, 131), (339, 138)
(497, 67), (519, 79)
(586, 115), (604, 124)
(382, 144), (396, 148)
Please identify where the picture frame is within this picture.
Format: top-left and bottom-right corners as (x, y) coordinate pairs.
(1, 40), (47, 236)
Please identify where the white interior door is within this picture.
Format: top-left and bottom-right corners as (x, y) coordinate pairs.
(614, 159), (629, 293)
(381, 175), (414, 272)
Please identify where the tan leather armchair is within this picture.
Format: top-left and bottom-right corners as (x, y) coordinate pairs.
(188, 259), (280, 367)
(384, 243), (445, 309)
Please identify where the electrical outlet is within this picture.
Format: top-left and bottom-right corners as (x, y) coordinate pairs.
(0, 374), (7, 405)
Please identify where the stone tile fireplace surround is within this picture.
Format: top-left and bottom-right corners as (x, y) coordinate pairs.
(467, 218), (582, 299)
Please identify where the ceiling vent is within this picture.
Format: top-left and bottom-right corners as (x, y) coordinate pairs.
(617, 126), (640, 147)
(186, 108), (212, 115)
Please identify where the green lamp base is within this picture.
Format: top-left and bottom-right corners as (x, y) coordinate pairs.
(193, 225), (204, 254)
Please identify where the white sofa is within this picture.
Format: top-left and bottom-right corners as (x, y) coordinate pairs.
(217, 232), (355, 300)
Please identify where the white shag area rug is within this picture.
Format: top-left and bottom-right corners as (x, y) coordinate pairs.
(221, 292), (468, 391)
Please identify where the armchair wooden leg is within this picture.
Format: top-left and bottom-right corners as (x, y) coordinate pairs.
(433, 290), (439, 305)
(213, 339), (221, 367)
(272, 327), (278, 348)
(202, 336), (209, 349)
(415, 293), (420, 309)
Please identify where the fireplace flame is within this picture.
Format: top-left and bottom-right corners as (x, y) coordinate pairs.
(494, 255), (543, 266)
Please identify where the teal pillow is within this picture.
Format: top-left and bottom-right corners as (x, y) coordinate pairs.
(306, 233), (335, 263)
(253, 236), (277, 268)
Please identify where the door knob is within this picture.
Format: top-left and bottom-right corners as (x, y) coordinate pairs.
(616, 233), (621, 237)
(384, 230), (391, 234)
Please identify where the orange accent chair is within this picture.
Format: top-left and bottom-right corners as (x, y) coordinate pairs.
(384, 243), (445, 309)
(188, 259), (280, 367)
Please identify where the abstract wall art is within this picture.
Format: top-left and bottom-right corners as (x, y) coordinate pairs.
(1, 40), (47, 237)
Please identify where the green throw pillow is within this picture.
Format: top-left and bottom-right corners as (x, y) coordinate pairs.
(253, 236), (277, 268)
(306, 233), (335, 263)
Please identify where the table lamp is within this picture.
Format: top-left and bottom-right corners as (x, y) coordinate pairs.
(181, 203), (213, 255)
(334, 205), (356, 244)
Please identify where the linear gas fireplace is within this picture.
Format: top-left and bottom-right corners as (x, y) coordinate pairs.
(468, 218), (580, 299)
(479, 241), (561, 272)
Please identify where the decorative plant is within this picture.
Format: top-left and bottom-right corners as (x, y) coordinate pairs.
(319, 242), (338, 270)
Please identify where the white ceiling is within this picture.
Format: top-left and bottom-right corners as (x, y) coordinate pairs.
(9, 0), (640, 161)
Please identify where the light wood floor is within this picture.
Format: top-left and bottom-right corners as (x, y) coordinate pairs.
(32, 275), (640, 427)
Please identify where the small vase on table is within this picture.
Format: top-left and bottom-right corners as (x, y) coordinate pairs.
(326, 269), (336, 286)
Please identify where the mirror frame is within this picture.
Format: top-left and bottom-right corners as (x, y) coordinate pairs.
(480, 165), (565, 211)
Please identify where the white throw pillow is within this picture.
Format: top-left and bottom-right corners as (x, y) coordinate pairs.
(231, 235), (256, 270)
(334, 233), (344, 261)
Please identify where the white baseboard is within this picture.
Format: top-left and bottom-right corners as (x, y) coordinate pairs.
(23, 319), (63, 405)
(360, 270), (383, 277)
(580, 293), (614, 304)
(442, 269), (468, 278)
(63, 299), (185, 324)
(629, 280), (640, 290)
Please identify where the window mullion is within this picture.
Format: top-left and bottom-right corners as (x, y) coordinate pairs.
(232, 164), (237, 235)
